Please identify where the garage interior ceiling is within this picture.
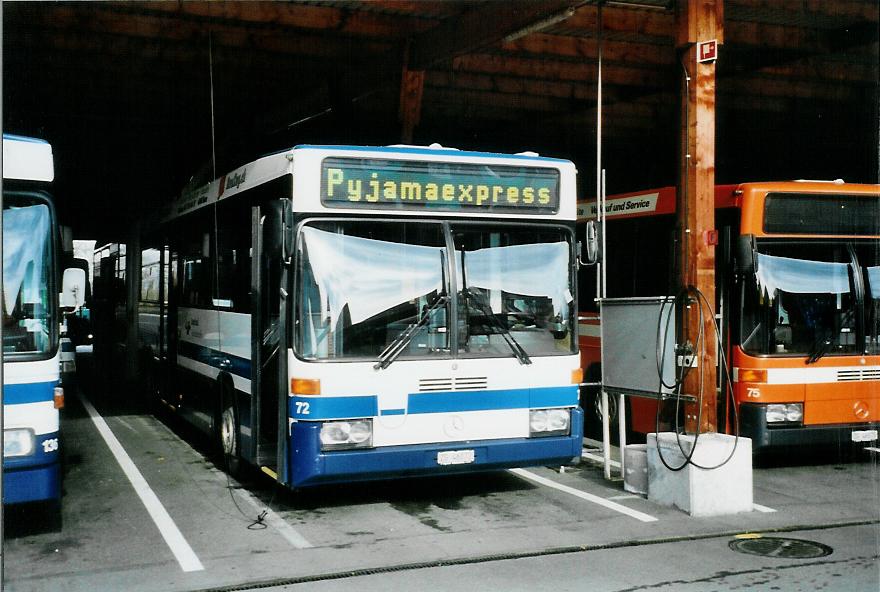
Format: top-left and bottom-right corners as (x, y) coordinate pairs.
(3, 1), (878, 243)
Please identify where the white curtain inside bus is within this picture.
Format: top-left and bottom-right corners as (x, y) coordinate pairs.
(457, 241), (570, 318)
(300, 225), (446, 326)
(756, 252), (850, 297)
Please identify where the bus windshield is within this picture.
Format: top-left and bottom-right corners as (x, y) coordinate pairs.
(453, 225), (575, 359)
(295, 220), (575, 361)
(741, 241), (879, 358)
(2, 202), (54, 356)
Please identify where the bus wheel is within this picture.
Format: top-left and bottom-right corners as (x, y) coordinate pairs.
(219, 390), (242, 477)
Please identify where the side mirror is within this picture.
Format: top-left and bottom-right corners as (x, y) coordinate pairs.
(60, 268), (87, 310)
(580, 220), (600, 266)
(735, 234), (756, 275)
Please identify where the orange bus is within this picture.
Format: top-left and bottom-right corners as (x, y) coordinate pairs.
(577, 180), (880, 454)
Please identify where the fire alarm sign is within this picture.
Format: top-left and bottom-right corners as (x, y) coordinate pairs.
(697, 39), (718, 63)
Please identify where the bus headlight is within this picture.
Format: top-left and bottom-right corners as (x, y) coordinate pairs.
(319, 419), (373, 451)
(529, 409), (570, 437)
(3, 428), (35, 457)
(766, 403), (803, 424)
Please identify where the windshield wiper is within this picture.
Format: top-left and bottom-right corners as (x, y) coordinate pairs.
(806, 336), (832, 364)
(374, 294), (448, 371)
(465, 289), (531, 365)
(806, 308), (855, 364)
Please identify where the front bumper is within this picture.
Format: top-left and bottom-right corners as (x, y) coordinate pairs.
(740, 403), (879, 454)
(2, 462), (61, 504)
(289, 407), (584, 488)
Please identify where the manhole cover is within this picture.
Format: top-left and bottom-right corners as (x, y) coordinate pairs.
(729, 537), (833, 559)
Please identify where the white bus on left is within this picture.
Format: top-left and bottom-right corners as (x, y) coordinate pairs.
(3, 134), (84, 514)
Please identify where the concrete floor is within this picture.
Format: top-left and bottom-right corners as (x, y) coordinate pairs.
(3, 357), (878, 592)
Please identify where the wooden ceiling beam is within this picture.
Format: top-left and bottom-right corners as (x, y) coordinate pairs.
(727, 0), (878, 23)
(725, 18), (878, 53)
(7, 9), (396, 61)
(450, 52), (670, 88)
(92, 1), (439, 39)
(501, 32), (674, 66)
(564, 4), (674, 39)
(721, 74), (865, 102)
(749, 57), (878, 85)
(425, 70), (675, 108)
(408, 0), (589, 70)
(423, 92), (663, 131)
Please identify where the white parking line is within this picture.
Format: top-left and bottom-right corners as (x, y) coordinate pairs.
(148, 417), (314, 550)
(752, 503), (777, 513)
(78, 394), (205, 572)
(865, 447), (880, 453)
(509, 468), (658, 523)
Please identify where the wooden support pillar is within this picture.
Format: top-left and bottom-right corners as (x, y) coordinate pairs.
(399, 56), (425, 144)
(676, 0), (723, 433)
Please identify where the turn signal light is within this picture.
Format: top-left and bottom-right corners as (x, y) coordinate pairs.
(571, 368), (584, 385)
(53, 387), (65, 410)
(291, 378), (321, 395)
(738, 369), (767, 383)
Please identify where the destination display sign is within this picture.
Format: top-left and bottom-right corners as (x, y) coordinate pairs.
(321, 157), (560, 213)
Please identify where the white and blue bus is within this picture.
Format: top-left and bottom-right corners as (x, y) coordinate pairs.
(2, 134), (73, 509)
(145, 143), (583, 488)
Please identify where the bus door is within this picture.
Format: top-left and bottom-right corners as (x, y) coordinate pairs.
(249, 201), (291, 477)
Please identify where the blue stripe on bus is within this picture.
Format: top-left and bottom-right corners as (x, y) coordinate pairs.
(2, 381), (57, 405)
(407, 385), (578, 414)
(177, 341), (251, 380)
(407, 388), (530, 414)
(291, 395), (379, 420)
(290, 385), (578, 421)
(292, 144), (570, 163)
(529, 385), (580, 408)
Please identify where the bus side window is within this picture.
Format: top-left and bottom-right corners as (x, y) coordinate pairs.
(180, 231), (212, 308)
(216, 202), (252, 313)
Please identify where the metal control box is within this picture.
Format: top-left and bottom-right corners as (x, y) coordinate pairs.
(600, 296), (677, 398)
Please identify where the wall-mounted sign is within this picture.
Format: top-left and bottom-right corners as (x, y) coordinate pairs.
(321, 157), (560, 213)
(697, 39), (718, 63)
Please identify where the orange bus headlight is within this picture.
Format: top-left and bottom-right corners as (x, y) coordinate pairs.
(571, 368), (584, 385)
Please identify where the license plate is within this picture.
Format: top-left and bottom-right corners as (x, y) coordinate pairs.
(851, 429), (879, 443)
(437, 449), (475, 466)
